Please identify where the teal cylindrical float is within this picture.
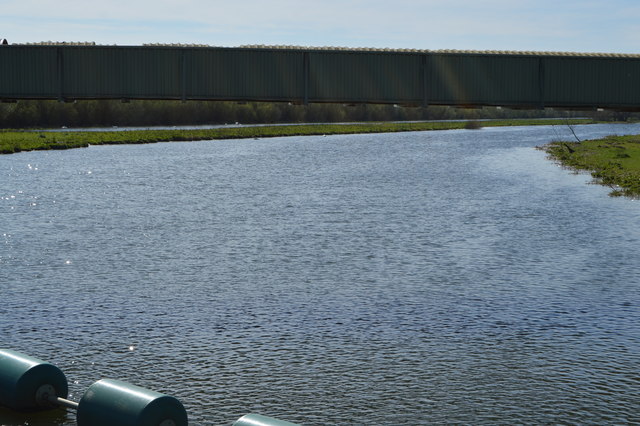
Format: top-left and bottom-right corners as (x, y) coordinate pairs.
(76, 379), (188, 426)
(0, 349), (68, 411)
(233, 413), (300, 426)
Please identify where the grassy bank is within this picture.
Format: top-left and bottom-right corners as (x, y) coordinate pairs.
(543, 135), (640, 197)
(0, 118), (592, 155)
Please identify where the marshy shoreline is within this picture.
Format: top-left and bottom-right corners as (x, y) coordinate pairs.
(543, 134), (640, 197)
(1, 118), (592, 155)
(4, 118), (639, 197)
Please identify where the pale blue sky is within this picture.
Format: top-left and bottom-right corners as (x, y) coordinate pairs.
(3, 0), (640, 53)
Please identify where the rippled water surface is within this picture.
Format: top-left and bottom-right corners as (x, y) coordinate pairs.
(1, 124), (639, 425)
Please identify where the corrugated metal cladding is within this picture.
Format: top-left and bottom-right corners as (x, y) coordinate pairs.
(308, 51), (422, 103)
(427, 54), (542, 107)
(544, 56), (640, 108)
(186, 49), (303, 101)
(0, 46), (58, 98)
(2, 45), (640, 109)
(63, 47), (183, 98)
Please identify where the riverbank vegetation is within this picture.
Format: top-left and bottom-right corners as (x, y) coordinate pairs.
(1, 119), (593, 155)
(543, 135), (640, 197)
(0, 99), (630, 129)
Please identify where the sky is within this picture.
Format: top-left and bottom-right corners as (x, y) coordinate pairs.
(3, 0), (640, 53)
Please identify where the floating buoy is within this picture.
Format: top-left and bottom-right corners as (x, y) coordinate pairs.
(233, 413), (300, 426)
(1, 349), (297, 425)
(0, 349), (68, 411)
(76, 379), (188, 426)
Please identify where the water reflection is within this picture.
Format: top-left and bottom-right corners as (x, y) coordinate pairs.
(0, 406), (71, 426)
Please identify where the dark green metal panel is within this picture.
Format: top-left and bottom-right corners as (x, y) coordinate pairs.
(186, 48), (304, 101)
(427, 53), (541, 107)
(0, 46), (58, 98)
(2, 45), (640, 110)
(544, 56), (640, 108)
(309, 51), (422, 103)
(62, 47), (182, 99)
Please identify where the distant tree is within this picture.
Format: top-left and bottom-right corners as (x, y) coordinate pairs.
(1, 99), (625, 129)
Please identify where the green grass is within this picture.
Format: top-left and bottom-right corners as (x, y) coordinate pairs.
(543, 135), (640, 197)
(0, 118), (592, 155)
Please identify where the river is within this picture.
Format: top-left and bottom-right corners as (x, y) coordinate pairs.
(1, 124), (639, 425)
